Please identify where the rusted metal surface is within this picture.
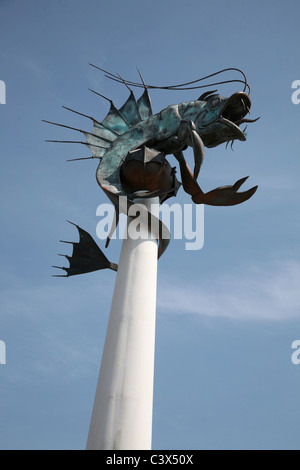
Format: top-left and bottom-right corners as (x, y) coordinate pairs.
(120, 147), (180, 202)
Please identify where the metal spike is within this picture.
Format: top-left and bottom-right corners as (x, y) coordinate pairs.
(52, 274), (68, 278)
(43, 120), (106, 142)
(66, 156), (99, 162)
(52, 265), (68, 271)
(42, 119), (84, 133)
(231, 140), (234, 151)
(58, 254), (71, 260)
(66, 220), (79, 227)
(116, 72), (133, 92)
(62, 106), (101, 125)
(90, 63), (142, 89)
(45, 139), (86, 144)
(136, 67), (147, 89)
(104, 74), (143, 88)
(88, 88), (113, 104)
(89, 89), (131, 128)
(63, 105), (118, 140)
(45, 139), (106, 150)
(94, 63), (146, 88)
(43, 120), (107, 144)
(59, 240), (74, 244)
(89, 63), (118, 79)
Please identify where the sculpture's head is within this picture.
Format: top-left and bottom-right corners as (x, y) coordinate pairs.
(193, 91), (259, 148)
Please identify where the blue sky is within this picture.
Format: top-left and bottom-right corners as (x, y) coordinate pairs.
(0, 0), (300, 450)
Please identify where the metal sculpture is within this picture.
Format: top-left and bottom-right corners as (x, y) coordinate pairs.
(45, 66), (258, 275)
(45, 66), (259, 450)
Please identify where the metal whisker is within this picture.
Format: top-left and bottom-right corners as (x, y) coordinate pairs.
(90, 63), (250, 94)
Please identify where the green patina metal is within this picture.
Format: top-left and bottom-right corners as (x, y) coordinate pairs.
(88, 79), (257, 204)
(48, 67), (259, 276)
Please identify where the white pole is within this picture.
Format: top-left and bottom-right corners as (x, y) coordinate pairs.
(86, 197), (159, 450)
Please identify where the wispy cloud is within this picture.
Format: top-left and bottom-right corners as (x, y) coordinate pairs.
(21, 57), (47, 78)
(255, 174), (300, 191)
(1, 50), (50, 79)
(2, 256), (300, 388)
(0, 274), (115, 383)
(157, 259), (300, 321)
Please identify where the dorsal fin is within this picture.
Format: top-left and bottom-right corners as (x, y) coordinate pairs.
(100, 102), (130, 135)
(137, 88), (153, 120)
(136, 68), (153, 120)
(89, 88), (131, 135)
(118, 91), (142, 126)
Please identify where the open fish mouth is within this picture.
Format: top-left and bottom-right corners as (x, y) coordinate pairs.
(200, 92), (259, 148)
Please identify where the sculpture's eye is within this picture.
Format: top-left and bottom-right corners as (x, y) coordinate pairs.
(208, 96), (221, 110)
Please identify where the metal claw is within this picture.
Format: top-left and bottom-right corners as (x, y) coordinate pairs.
(232, 176), (249, 191)
(190, 129), (205, 180)
(200, 176), (258, 206)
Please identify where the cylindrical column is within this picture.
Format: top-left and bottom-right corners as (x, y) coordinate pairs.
(86, 197), (159, 450)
